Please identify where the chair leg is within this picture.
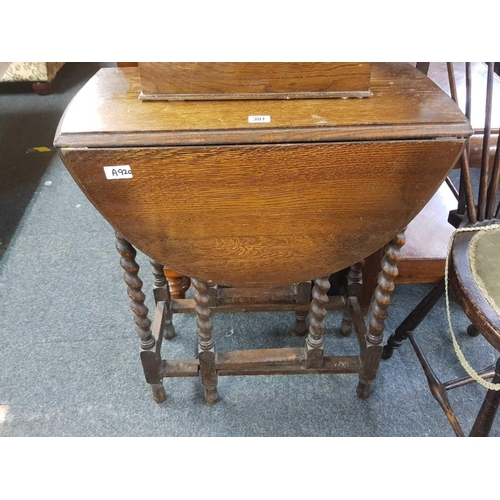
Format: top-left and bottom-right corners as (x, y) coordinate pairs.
(382, 278), (445, 360)
(408, 333), (464, 436)
(467, 324), (480, 337)
(116, 232), (166, 403)
(358, 229), (406, 399)
(192, 278), (219, 405)
(470, 357), (500, 437)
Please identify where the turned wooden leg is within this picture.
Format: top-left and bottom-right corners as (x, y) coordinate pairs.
(408, 332), (464, 436)
(340, 261), (364, 336)
(305, 277), (331, 368)
(32, 81), (53, 95)
(360, 249), (383, 315)
(470, 357), (500, 437)
(163, 268), (191, 299)
(294, 281), (311, 336)
(150, 259), (176, 340)
(192, 278), (218, 405)
(116, 232), (166, 403)
(294, 311), (309, 336)
(383, 278), (445, 360)
(357, 229), (406, 399)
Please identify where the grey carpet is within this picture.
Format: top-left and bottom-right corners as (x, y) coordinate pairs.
(1, 63), (498, 436)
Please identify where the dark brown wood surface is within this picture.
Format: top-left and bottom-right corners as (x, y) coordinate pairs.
(397, 182), (457, 283)
(160, 350), (362, 377)
(469, 358), (500, 437)
(170, 295), (344, 314)
(138, 62), (372, 100)
(61, 139), (464, 287)
(54, 63), (471, 148)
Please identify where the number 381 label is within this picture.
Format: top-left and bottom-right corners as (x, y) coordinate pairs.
(103, 165), (133, 180)
(248, 115), (271, 123)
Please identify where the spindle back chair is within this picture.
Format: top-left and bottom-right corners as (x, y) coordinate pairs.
(383, 62), (500, 436)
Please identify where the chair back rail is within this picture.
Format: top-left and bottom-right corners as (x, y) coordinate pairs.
(443, 62), (500, 225)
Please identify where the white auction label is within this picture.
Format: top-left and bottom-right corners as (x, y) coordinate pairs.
(103, 165), (133, 180)
(248, 115), (271, 123)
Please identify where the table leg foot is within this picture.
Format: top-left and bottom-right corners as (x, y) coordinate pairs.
(163, 319), (176, 340)
(151, 383), (167, 404)
(205, 387), (219, 406)
(356, 380), (371, 400)
(340, 314), (353, 336)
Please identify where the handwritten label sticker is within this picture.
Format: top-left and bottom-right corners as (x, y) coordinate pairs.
(103, 166), (133, 180)
(248, 115), (271, 123)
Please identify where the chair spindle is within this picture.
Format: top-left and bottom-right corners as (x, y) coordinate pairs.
(448, 63), (477, 223)
(486, 132), (500, 219)
(478, 62), (495, 221)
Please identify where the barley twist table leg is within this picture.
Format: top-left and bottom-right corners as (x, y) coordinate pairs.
(192, 278), (218, 405)
(116, 232), (166, 403)
(357, 228), (406, 399)
(305, 276), (331, 368)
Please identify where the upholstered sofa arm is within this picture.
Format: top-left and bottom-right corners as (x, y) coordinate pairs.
(0, 62), (65, 83)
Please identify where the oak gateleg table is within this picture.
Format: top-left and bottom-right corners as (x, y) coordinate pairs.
(54, 63), (471, 405)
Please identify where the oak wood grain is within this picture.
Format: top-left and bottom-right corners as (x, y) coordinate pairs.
(170, 296), (344, 314)
(138, 62), (372, 100)
(54, 63), (471, 149)
(61, 139), (464, 287)
(159, 353), (362, 377)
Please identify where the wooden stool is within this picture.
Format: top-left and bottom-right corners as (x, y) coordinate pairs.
(54, 63), (470, 405)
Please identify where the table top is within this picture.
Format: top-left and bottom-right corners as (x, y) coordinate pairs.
(55, 63), (471, 149)
(56, 63), (472, 287)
